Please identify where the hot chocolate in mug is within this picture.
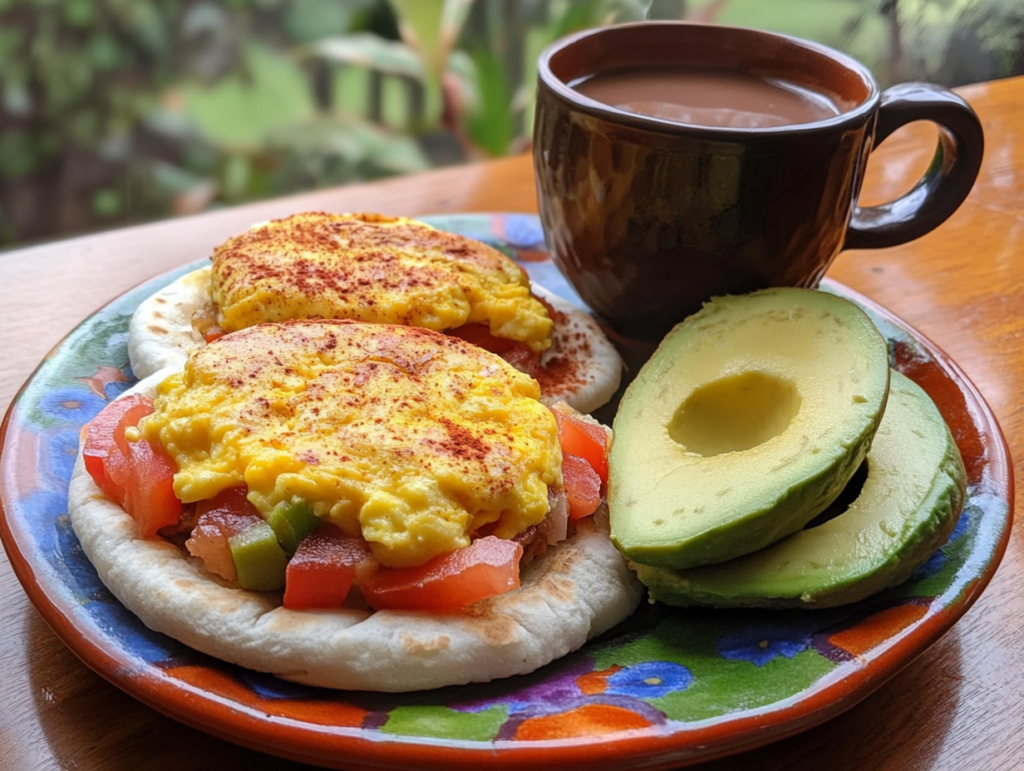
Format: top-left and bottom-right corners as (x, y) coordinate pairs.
(533, 22), (984, 340)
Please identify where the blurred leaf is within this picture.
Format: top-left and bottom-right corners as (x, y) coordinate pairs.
(181, 1), (233, 36)
(3, 80), (32, 116)
(331, 66), (371, 116)
(63, 0), (94, 27)
(36, 131), (59, 158)
(181, 1), (236, 81)
(123, 0), (172, 57)
(380, 75), (411, 129)
(646, 0), (687, 18)
(69, 110), (101, 145)
(598, 0), (652, 25)
(181, 43), (315, 150)
(0, 130), (35, 178)
(388, 0), (444, 74)
(464, 46), (513, 157)
(388, 0), (474, 79)
(144, 102), (201, 141)
(546, 0), (650, 38)
(87, 35), (122, 71)
(285, 0), (366, 43)
(0, 28), (20, 63)
(549, 0), (601, 39)
(517, 23), (551, 140)
(150, 159), (209, 193)
(446, 49), (481, 115)
(222, 153), (252, 199)
(267, 115), (431, 175)
(98, 133), (132, 162)
(509, 0), (653, 145)
(308, 33), (424, 78)
(92, 187), (122, 217)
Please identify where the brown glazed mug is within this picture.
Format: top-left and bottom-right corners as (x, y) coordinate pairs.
(533, 22), (984, 341)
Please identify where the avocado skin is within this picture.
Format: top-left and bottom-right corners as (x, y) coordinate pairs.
(635, 372), (966, 609)
(609, 288), (891, 569)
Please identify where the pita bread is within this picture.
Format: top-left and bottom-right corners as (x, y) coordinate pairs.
(69, 373), (643, 692)
(128, 267), (211, 380)
(128, 267), (622, 414)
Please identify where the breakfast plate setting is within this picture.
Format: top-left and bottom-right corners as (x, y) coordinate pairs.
(0, 213), (1011, 770)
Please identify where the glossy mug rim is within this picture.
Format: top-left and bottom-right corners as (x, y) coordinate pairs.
(537, 20), (882, 139)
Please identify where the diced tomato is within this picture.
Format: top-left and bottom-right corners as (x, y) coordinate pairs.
(360, 536), (523, 612)
(83, 394), (152, 503)
(82, 393), (182, 538)
(186, 508), (262, 582)
(197, 486), (257, 518)
(113, 399), (154, 455)
(562, 452), (602, 520)
(284, 524), (378, 609)
(185, 487), (260, 580)
(105, 449), (133, 509)
(551, 407), (609, 485)
(204, 326), (227, 343)
(122, 433), (182, 537)
(448, 324), (541, 376)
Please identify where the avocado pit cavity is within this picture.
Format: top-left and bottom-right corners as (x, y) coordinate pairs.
(668, 371), (800, 457)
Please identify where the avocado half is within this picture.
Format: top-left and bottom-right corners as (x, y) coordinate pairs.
(609, 288), (890, 569)
(633, 371), (967, 608)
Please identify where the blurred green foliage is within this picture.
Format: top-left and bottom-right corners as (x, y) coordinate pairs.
(0, 0), (1021, 247)
(687, 0), (1024, 88)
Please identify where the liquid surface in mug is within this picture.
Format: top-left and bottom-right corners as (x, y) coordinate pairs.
(574, 66), (841, 128)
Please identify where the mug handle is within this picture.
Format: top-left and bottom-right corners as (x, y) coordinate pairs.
(843, 83), (984, 250)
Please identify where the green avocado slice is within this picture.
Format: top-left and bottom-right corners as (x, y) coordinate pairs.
(633, 371), (966, 609)
(609, 288), (890, 569)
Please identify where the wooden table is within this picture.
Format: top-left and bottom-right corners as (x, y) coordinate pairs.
(1, 76), (1021, 771)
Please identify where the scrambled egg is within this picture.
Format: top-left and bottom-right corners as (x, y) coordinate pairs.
(211, 212), (554, 353)
(141, 319), (563, 568)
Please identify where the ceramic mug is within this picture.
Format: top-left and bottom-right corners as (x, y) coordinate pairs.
(533, 22), (984, 341)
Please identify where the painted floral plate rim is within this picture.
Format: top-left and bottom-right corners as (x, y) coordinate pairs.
(0, 213), (1012, 771)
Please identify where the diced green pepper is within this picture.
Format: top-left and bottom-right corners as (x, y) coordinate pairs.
(267, 498), (321, 554)
(229, 520), (289, 591)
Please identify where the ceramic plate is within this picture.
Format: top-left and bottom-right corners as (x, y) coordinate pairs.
(0, 213), (1012, 770)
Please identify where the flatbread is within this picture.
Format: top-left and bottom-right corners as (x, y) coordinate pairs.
(128, 268), (622, 414)
(128, 267), (212, 380)
(69, 373), (643, 692)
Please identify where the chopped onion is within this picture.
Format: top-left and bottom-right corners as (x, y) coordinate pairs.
(545, 489), (569, 545)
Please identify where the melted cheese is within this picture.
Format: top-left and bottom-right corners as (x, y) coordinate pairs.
(141, 320), (562, 568)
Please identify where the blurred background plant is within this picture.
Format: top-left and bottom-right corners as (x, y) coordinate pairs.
(0, 0), (1020, 248)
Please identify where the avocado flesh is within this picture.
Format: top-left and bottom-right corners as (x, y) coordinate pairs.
(609, 288), (890, 569)
(634, 371), (967, 609)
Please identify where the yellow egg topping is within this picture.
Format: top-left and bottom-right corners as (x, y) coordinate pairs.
(141, 320), (563, 568)
(211, 212), (554, 353)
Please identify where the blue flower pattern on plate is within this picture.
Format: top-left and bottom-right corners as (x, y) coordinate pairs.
(718, 623), (814, 667)
(38, 386), (107, 423)
(605, 661), (693, 698)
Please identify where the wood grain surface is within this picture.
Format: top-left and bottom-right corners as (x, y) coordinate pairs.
(1, 77), (1022, 771)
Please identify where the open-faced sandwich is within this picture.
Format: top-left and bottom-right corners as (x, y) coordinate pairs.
(129, 212), (622, 414)
(70, 319), (642, 692)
